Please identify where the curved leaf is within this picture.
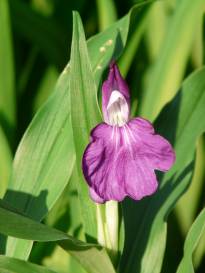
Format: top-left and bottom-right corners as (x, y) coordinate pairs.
(0, 255), (57, 273)
(176, 208), (205, 273)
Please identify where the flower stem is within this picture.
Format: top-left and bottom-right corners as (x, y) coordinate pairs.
(96, 201), (119, 266)
(96, 204), (106, 246)
(105, 200), (119, 264)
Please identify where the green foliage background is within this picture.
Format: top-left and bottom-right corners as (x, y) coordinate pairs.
(0, 0), (205, 272)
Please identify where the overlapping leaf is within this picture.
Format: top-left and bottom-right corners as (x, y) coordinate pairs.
(0, 201), (115, 273)
(0, 255), (57, 273)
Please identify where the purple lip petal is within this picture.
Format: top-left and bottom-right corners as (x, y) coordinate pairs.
(82, 62), (175, 203)
(128, 118), (175, 171)
(82, 118), (175, 203)
(102, 62), (130, 124)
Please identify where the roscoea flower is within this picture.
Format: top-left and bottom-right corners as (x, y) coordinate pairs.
(82, 62), (175, 203)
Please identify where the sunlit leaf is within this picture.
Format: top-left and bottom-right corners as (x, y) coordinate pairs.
(96, 0), (117, 31)
(69, 11), (101, 240)
(3, 66), (75, 259)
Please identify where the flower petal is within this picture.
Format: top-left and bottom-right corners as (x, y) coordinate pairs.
(102, 62), (130, 124)
(82, 118), (174, 203)
(128, 118), (176, 171)
(82, 124), (126, 203)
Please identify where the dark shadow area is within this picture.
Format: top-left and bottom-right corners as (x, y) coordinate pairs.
(197, 253), (205, 273)
(15, 53), (48, 148)
(0, 112), (15, 152)
(154, 91), (182, 146)
(162, 211), (184, 273)
(0, 189), (48, 254)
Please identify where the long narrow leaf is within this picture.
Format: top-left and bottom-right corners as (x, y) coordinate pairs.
(176, 208), (205, 273)
(0, 255), (57, 273)
(70, 11), (101, 240)
(0, 126), (12, 198)
(0, 0), (15, 129)
(96, 0), (117, 31)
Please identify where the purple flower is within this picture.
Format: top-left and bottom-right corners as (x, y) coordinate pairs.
(82, 62), (175, 203)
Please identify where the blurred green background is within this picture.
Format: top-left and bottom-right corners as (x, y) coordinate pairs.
(0, 0), (205, 272)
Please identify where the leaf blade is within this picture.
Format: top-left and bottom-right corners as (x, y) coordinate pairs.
(0, 255), (57, 273)
(69, 11), (101, 240)
(0, 0), (15, 128)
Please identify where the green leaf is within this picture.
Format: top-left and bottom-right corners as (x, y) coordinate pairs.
(0, 126), (12, 198)
(0, 255), (57, 273)
(139, 0), (205, 121)
(3, 66), (75, 258)
(176, 208), (205, 273)
(175, 136), (205, 234)
(69, 11), (101, 240)
(0, 201), (116, 273)
(96, 0), (117, 31)
(118, 1), (154, 77)
(0, 0), (15, 129)
(87, 0), (153, 85)
(145, 1), (169, 61)
(33, 66), (59, 112)
(122, 68), (205, 273)
(0, 201), (68, 241)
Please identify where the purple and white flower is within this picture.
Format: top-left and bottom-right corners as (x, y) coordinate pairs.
(82, 62), (175, 203)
